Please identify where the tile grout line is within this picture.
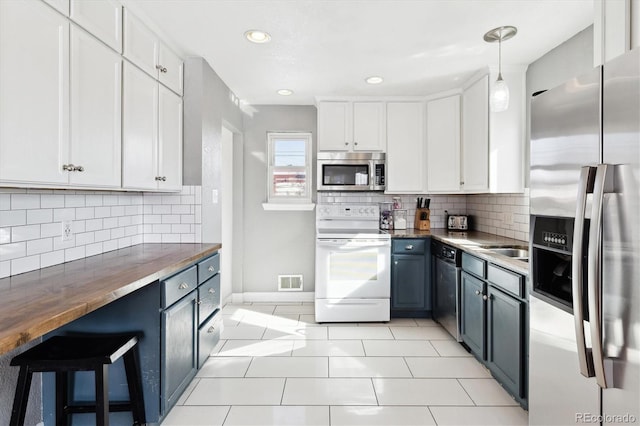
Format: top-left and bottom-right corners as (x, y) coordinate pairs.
(456, 377), (478, 406)
(279, 377), (288, 405)
(220, 405), (232, 426)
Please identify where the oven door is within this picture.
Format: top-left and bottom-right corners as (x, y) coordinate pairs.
(315, 238), (391, 298)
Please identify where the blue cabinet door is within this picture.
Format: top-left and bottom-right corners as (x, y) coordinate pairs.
(487, 285), (524, 398)
(391, 254), (426, 309)
(460, 271), (486, 359)
(161, 290), (197, 415)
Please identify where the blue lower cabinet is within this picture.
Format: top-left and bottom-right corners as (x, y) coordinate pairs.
(161, 290), (198, 415)
(391, 238), (431, 316)
(460, 271), (486, 359)
(198, 311), (222, 369)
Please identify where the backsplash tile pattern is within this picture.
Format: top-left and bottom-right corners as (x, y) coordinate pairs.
(0, 186), (202, 279)
(466, 190), (530, 242)
(317, 191), (530, 242)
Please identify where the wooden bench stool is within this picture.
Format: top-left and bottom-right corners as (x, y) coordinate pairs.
(10, 333), (146, 426)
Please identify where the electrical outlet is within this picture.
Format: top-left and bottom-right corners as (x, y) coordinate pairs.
(61, 220), (73, 241)
(504, 212), (514, 226)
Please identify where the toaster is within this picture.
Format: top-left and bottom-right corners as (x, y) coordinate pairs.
(447, 215), (469, 231)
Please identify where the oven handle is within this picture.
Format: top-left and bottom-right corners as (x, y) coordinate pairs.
(316, 239), (390, 248)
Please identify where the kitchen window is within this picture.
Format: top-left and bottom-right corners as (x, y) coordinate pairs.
(264, 132), (314, 210)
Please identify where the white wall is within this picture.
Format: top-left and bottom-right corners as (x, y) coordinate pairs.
(241, 106), (317, 295)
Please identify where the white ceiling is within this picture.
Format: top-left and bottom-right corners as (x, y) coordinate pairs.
(124, 0), (593, 105)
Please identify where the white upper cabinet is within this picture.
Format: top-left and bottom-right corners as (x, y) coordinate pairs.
(44, 0), (70, 15)
(158, 43), (184, 96)
(122, 63), (182, 191)
(317, 100), (384, 151)
(123, 8), (183, 95)
(385, 102), (426, 194)
(0, 0), (70, 185)
(70, 0), (122, 53)
(594, 0), (640, 65)
(158, 85), (183, 191)
(426, 95), (461, 192)
(69, 25), (122, 187)
(461, 75), (489, 192)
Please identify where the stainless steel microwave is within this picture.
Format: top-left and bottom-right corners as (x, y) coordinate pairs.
(317, 152), (385, 191)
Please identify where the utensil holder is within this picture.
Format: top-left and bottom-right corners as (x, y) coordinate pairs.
(414, 208), (430, 230)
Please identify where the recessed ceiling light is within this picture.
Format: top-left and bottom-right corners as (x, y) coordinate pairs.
(244, 30), (271, 44)
(277, 89), (293, 96)
(365, 76), (384, 84)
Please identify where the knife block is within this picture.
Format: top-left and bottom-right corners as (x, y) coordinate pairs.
(414, 208), (430, 230)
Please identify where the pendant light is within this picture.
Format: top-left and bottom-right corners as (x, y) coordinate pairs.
(484, 26), (517, 112)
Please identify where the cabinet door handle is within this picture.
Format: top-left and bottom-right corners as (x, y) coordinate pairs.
(196, 299), (202, 305)
(475, 290), (481, 296)
(344, 142), (349, 146)
(405, 245), (414, 250)
(394, 261), (398, 265)
(178, 282), (189, 290)
(161, 176), (167, 182)
(73, 165), (84, 172)
(208, 288), (215, 294)
(155, 176), (161, 181)
(207, 326), (215, 333)
(156, 64), (168, 73)
(208, 266), (214, 272)
(482, 294), (488, 301)
(62, 164), (75, 171)
(354, 142), (358, 146)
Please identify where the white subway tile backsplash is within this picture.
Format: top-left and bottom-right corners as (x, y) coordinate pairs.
(41, 250), (65, 268)
(1, 210), (26, 227)
(27, 238), (53, 256)
(27, 209), (53, 225)
(0, 186), (202, 277)
(11, 255), (40, 275)
(11, 225), (41, 242)
(11, 194), (40, 209)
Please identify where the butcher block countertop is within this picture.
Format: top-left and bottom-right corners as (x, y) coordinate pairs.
(0, 243), (221, 355)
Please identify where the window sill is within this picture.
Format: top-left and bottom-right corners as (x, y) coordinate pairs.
(262, 203), (316, 211)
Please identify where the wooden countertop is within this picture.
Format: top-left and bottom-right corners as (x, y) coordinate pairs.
(0, 243), (221, 355)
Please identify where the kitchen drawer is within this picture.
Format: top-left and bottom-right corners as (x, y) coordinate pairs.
(488, 263), (525, 298)
(162, 265), (197, 308)
(198, 253), (220, 285)
(462, 252), (486, 279)
(392, 239), (425, 254)
(198, 274), (220, 325)
(198, 311), (222, 369)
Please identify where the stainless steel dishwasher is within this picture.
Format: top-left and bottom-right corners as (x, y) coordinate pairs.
(432, 240), (462, 341)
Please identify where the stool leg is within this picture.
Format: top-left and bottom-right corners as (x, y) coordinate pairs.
(95, 365), (109, 426)
(9, 366), (32, 426)
(123, 349), (146, 425)
(55, 371), (69, 426)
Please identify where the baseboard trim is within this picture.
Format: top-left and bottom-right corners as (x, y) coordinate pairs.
(231, 291), (315, 303)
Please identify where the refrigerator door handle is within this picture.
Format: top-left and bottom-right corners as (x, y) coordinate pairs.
(587, 163), (610, 388)
(572, 166), (595, 378)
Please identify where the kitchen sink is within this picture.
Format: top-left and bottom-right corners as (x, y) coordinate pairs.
(487, 248), (529, 258)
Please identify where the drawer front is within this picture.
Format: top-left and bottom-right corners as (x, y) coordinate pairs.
(198, 312), (222, 369)
(198, 274), (221, 325)
(198, 253), (220, 285)
(488, 263), (524, 298)
(392, 239), (425, 254)
(162, 265), (197, 308)
(462, 252), (486, 279)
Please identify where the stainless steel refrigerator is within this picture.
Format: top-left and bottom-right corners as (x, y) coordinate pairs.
(529, 48), (639, 425)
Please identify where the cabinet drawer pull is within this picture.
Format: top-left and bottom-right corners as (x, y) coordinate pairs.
(207, 326), (215, 333)
(208, 266), (214, 272)
(178, 282), (189, 290)
(156, 64), (168, 73)
(208, 288), (215, 294)
(405, 245), (414, 250)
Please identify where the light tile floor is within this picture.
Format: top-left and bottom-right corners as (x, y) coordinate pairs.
(161, 303), (528, 426)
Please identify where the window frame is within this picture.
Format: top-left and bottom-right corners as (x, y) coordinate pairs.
(266, 131), (313, 205)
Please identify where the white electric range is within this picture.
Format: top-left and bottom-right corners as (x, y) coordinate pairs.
(314, 204), (391, 322)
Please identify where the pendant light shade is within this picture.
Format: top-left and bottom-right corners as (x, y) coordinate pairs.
(484, 26), (517, 113)
(490, 74), (510, 112)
